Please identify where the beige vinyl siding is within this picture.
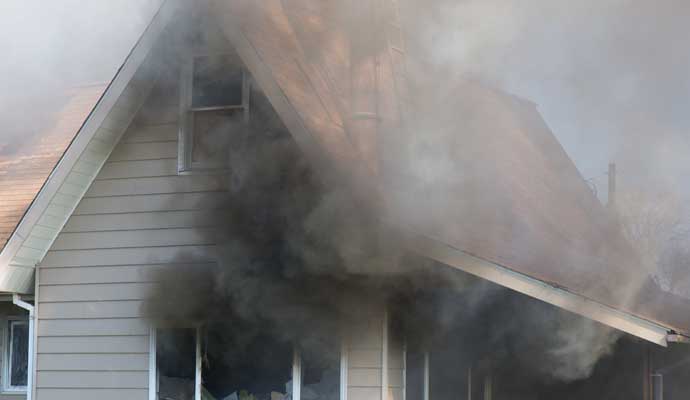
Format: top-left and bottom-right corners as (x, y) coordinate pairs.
(35, 58), (227, 400)
(346, 311), (405, 400)
(347, 313), (384, 400)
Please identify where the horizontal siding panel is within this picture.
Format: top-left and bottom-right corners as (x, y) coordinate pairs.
(348, 368), (381, 387)
(39, 264), (171, 285)
(39, 301), (145, 319)
(40, 283), (155, 302)
(85, 175), (226, 197)
(122, 123), (177, 143)
(38, 318), (149, 337)
(63, 210), (222, 232)
(97, 158), (177, 179)
(348, 387), (380, 400)
(37, 352), (149, 372)
(74, 192), (230, 215)
(51, 228), (216, 250)
(38, 336), (149, 354)
(37, 370), (148, 389)
(349, 350), (382, 368)
(41, 245), (217, 267)
(109, 141), (177, 161)
(38, 354), (148, 371)
(36, 388), (147, 400)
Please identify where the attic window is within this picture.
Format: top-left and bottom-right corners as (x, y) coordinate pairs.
(178, 53), (250, 174)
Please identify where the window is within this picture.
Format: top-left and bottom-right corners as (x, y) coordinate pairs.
(153, 325), (342, 400)
(178, 53), (250, 174)
(156, 328), (196, 400)
(4, 319), (28, 392)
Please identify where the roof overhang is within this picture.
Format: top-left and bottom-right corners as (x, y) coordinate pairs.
(399, 227), (673, 346)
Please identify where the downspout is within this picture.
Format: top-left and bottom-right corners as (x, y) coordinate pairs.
(12, 294), (34, 400)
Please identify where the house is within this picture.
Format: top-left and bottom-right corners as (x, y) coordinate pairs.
(0, 1), (688, 400)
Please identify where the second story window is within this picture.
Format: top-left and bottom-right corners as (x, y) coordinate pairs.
(178, 53), (250, 174)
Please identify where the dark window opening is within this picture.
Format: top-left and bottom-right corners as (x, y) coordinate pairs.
(300, 336), (341, 400)
(192, 54), (243, 109)
(201, 322), (292, 400)
(7, 320), (28, 389)
(157, 328), (196, 400)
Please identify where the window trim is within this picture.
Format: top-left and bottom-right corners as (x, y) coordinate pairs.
(178, 53), (251, 175)
(2, 317), (29, 394)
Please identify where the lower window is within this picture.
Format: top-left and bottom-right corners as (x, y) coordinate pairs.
(5, 319), (29, 392)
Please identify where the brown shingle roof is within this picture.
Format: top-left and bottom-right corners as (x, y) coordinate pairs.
(214, 0), (690, 337)
(0, 84), (107, 250)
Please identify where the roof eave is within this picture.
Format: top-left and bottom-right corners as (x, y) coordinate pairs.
(401, 226), (673, 346)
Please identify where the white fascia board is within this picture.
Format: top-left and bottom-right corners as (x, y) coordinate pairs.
(402, 229), (672, 347)
(0, 0), (180, 293)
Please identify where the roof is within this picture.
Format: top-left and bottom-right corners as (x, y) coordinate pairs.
(0, 0), (687, 344)
(210, 0), (690, 344)
(0, 85), (106, 250)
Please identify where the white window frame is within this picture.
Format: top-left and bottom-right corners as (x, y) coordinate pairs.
(178, 52), (251, 175)
(2, 317), (29, 394)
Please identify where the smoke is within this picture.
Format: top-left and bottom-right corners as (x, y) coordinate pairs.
(403, 0), (690, 202)
(134, 0), (678, 390)
(146, 80), (617, 387)
(0, 1), (161, 152)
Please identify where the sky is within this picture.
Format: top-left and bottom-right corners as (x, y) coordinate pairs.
(1, 0), (689, 202)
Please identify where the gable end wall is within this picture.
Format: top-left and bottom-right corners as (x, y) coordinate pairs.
(34, 71), (228, 400)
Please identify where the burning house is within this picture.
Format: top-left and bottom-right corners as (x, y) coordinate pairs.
(0, 1), (689, 400)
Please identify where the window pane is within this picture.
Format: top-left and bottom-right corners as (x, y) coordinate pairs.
(301, 337), (340, 400)
(191, 109), (243, 167)
(9, 321), (28, 387)
(157, 328), (196, 400)
(201, 322), (292, 400)
(192, 54), (243, 108)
